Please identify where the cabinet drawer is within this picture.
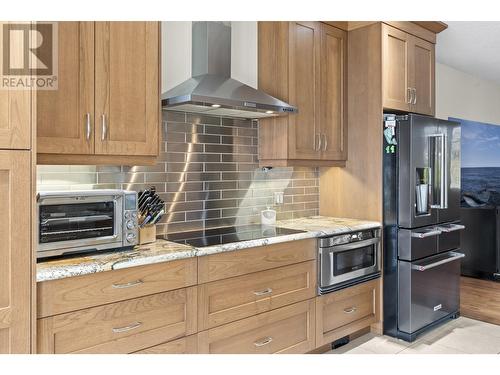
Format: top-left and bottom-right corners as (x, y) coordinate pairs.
(198, 261), (316, 330)
(198, 299), (315, 354)
(37, 287), (197, 354)
(133, 335), (198, 354)
(38, 258), (197, 318)
(198, 239), (316, 283)
(316, 279), (380, 347)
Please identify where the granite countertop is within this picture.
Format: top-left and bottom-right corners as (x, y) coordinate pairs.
(36, 216), (381, 282)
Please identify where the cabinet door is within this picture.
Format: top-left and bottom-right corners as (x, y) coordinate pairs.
(95, 22), (159, 156)
(37, 22), (94, 154)
(382, 24), (411, 112)
(320, 24), (347, 161)
(288, 21), (321, 160)
(0, 23), (31, 150)
(411, 36), (435, 116)
(0, 151), (31, 353)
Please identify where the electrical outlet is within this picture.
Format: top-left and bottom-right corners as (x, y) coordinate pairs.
(274, 191), (284, 205)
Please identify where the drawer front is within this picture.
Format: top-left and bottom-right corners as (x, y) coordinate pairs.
(37, 287), (197, 354)
(198, 238), (316, 283)
(133, 335), (198, 354)
(198, 299), (315, 354)
(38, 258), (197, 317)
(198, 261), (316, 330)
(316, 279), (379, 347)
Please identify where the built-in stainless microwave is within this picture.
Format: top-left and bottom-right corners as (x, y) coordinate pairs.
(318, 228), (381, 294)
(37, 190), (138, 259)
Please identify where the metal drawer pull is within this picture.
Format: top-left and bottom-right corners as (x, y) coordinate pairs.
(412, 252), (465, 272)
(253, 288), (273, 296)
(112, 321), (142, 333)
(343, 307), (357, 314)
(112, 279), (144, 289)
(101, 113), (107, 141)
(254, 336), (273, 347)
(411, 229), (441, 239)
(439, 224), (465, 233)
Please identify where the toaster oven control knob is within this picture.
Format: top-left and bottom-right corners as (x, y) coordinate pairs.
(126, 233), (136, 243)
(132, 212), (137, 219)
(126, 220), (135, 230)
(124, 212), (131, 219)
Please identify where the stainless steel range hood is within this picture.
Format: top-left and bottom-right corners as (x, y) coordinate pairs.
(161, 22), (297, 119)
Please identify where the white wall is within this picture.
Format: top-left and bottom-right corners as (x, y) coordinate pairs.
(161, 21), (257, 92)
(436, 62), (500, 125)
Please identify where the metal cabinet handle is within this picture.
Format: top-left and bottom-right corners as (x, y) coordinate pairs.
(314, 133), (322, 151)
(101, 113), (107, 141)
(85, 113), (91, 141)
(407, 88), (412, 104)
(253, 288), (273, 296)
(254, 336), (273, 347)
(411, 229), (442, 239)
(112, 279), (144, 289)
(112, 321), (142, 333)
(412, 88), (417, 105)
(411, 252), (465, 272)
(322, 134), (328, 151)
(343, 307), (357, 314)
(439, 224), (465, 233)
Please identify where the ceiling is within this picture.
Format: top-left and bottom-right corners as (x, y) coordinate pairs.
(436, 22), (500, 84)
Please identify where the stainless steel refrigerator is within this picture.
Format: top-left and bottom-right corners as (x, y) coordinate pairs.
(383, 113), (465, 342)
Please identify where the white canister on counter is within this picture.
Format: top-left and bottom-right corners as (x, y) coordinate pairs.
(261, 206), (277, 226)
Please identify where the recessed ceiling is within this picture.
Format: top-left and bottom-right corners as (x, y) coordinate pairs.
(436, 21), (500, 84)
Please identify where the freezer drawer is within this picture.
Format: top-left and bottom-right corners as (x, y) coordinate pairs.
(398, 251), (464, 334)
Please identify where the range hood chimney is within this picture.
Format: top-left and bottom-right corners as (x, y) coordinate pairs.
(161, 22), (297, 119)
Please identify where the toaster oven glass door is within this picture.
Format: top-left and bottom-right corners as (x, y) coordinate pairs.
(39, 201), (117, 244)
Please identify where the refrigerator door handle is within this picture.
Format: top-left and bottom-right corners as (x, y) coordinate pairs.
(411, 252), (465, 272)
(430, 134), (448, 209)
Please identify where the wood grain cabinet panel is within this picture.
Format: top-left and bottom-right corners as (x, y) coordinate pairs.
(412, 36), (435, 116)
(0, 23), (31, 150)
(315, 279), (379, 347)
(198, 260), (316, 330)
(95, 21), (159, 156)
(258, 21), (347, 167)
(37, 22), (94, 154)
(198, 239), (316, 283)
(38, 258), (197, 318)
(37, 287), (197, 354)
(198, 300), (315, 354)
(0, 151), (31, 353)
(133, 334), (198, 354)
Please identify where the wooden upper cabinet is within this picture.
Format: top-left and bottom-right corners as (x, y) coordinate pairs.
(412, 37), (435, 116)
(320, 23), (347, 161)
(258, 21), (347, 167)
(288, 21), (321, 160)
(37, 21), (160, 163)
(382, 24), (435, 116)
(95, 22), (159, 156)
(382, 24), (411, 112)
(0, 151), (31, 353)
(0, 23), (31, 150)
(37, 22), (94, 155)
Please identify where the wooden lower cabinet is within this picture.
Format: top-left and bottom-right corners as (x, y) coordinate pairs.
(37, 287), (197, 354)
(38, 258), (197, 318)
(198, 261), (316, 330)
(315, 279), (380, 347)
(134, 335), (198, 354)
(197, 299), (316, 354)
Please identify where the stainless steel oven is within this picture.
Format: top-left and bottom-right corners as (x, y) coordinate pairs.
(318, 228), (381, 294)
(37, 190), (138, 259)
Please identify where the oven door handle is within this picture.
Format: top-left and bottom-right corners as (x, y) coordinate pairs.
(324, 237), (380, 252)
(411, 252), (465, 272)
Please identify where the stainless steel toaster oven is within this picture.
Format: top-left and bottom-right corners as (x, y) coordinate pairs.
(37, 190), (138, 258)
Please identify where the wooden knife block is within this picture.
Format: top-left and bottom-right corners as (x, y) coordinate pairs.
(138, 225), (156, 245)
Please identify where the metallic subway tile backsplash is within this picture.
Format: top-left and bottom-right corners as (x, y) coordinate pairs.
(37, 111), (320, 234)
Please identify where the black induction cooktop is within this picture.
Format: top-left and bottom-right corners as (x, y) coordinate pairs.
(163, 224), (306, 247)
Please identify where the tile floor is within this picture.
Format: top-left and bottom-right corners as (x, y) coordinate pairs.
(328, 317), (500, 354)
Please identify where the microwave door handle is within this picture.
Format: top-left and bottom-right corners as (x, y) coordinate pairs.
(329, 252), (334, 277)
